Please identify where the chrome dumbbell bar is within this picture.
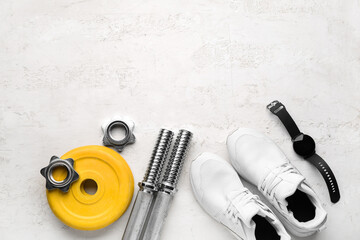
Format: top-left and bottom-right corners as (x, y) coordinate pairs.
(122, 129), (174, 240)
(122, 129), (192, 240)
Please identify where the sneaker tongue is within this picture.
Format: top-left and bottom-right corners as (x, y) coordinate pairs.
(242, 202), (261, 228)
(275, 172), (305, 207)
(228, 191), (260, 228)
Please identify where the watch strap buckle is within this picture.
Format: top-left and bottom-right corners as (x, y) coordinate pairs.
(267, 100), (285, 114)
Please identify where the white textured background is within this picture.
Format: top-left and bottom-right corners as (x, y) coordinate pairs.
(1, 0), (359, 239)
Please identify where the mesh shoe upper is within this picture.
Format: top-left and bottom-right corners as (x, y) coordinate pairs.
(227, 128), (327, 237)
(190, 152), (291, 240)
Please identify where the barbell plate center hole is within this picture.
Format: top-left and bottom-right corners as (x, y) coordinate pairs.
(52, 166), (68, 182)
(81, 179), (98, 195)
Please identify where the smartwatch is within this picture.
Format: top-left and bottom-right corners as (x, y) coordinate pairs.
(267, 100), (340, 203)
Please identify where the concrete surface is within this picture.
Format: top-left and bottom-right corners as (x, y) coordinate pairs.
(1, 0), (359, 239)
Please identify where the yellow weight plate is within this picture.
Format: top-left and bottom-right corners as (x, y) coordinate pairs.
(46, 145), (134, 230)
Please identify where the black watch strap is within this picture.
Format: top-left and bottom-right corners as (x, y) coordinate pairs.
(267, 100), (301, 139)
(307, 154), (340, 203)
(267, 100), (340, 203)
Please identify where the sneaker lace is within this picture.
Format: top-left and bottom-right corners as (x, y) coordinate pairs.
(259, 163), (299, 200)
(226, 189), (262, 224)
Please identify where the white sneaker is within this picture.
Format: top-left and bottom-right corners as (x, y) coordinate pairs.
(227, 128), (327, 237)
(190, 152), (291, 240)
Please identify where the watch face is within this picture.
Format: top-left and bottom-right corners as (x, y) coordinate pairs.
(293, 134), (316, 158)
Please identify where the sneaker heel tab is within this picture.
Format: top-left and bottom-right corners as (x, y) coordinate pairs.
(318, 224), (327, 232)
